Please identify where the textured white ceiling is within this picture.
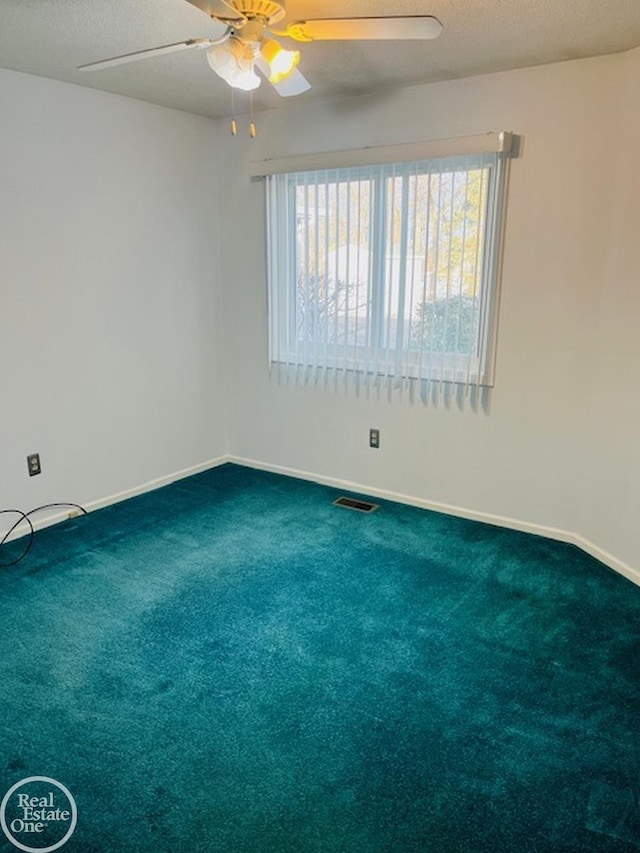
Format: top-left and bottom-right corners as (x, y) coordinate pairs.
(1, 0), (639, 118)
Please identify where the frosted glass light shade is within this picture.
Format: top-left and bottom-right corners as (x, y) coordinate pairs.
(207, 38), (261, 91)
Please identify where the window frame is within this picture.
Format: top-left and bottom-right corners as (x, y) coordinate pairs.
(258, 133), (513, 391)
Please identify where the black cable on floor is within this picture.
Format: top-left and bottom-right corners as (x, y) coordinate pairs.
(0, 503), (88, 568)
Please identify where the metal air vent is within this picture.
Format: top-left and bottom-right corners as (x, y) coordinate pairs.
(333, 496), (379, 513)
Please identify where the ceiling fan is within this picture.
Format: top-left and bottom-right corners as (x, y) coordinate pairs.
(78, 0), (443, 98)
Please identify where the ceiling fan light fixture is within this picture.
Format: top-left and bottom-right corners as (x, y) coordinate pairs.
(261, 38), (300, 83)
(206, 37), (261, 91)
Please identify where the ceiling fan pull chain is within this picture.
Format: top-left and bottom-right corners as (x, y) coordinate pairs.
(249, 90), (256, 137)
(230, 88), (237, 135)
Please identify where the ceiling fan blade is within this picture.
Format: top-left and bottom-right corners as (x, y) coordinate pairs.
(285, 15), (443, 42)
(185, 0), (247, 25)
(254, 58), (311, 96)
(77, 37), (227, 71)
(271, 68), (311, 97)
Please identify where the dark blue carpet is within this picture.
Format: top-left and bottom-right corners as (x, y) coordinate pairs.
(1, 463), (639, 852)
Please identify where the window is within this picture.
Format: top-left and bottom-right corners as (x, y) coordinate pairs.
(262, 134), (512, 397)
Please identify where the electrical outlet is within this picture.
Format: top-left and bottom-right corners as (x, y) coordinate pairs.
(27, 453), (41, 476)
(369, 428), (380, 449)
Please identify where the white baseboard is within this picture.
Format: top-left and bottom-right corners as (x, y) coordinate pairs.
(83, 455), (231, 514)
(566, 534), (640, 588)
(230, 455), (640, 588)
(4, 452), (637, 589)
(1, 455), (231, 544)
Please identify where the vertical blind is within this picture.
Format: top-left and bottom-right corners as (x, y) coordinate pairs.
(261, 135), (512, 401)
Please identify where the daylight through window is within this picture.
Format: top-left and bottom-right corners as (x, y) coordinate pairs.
(264, 137), (512, 397)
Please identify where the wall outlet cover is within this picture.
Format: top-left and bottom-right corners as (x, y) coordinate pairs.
(27, 453), (41, 476)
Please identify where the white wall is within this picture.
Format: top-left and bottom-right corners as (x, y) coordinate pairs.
(3, 52), (638, 576)
(218, 51), (640, 574)
(576, 47), (640, 571)
(0, 69), (228, 521)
